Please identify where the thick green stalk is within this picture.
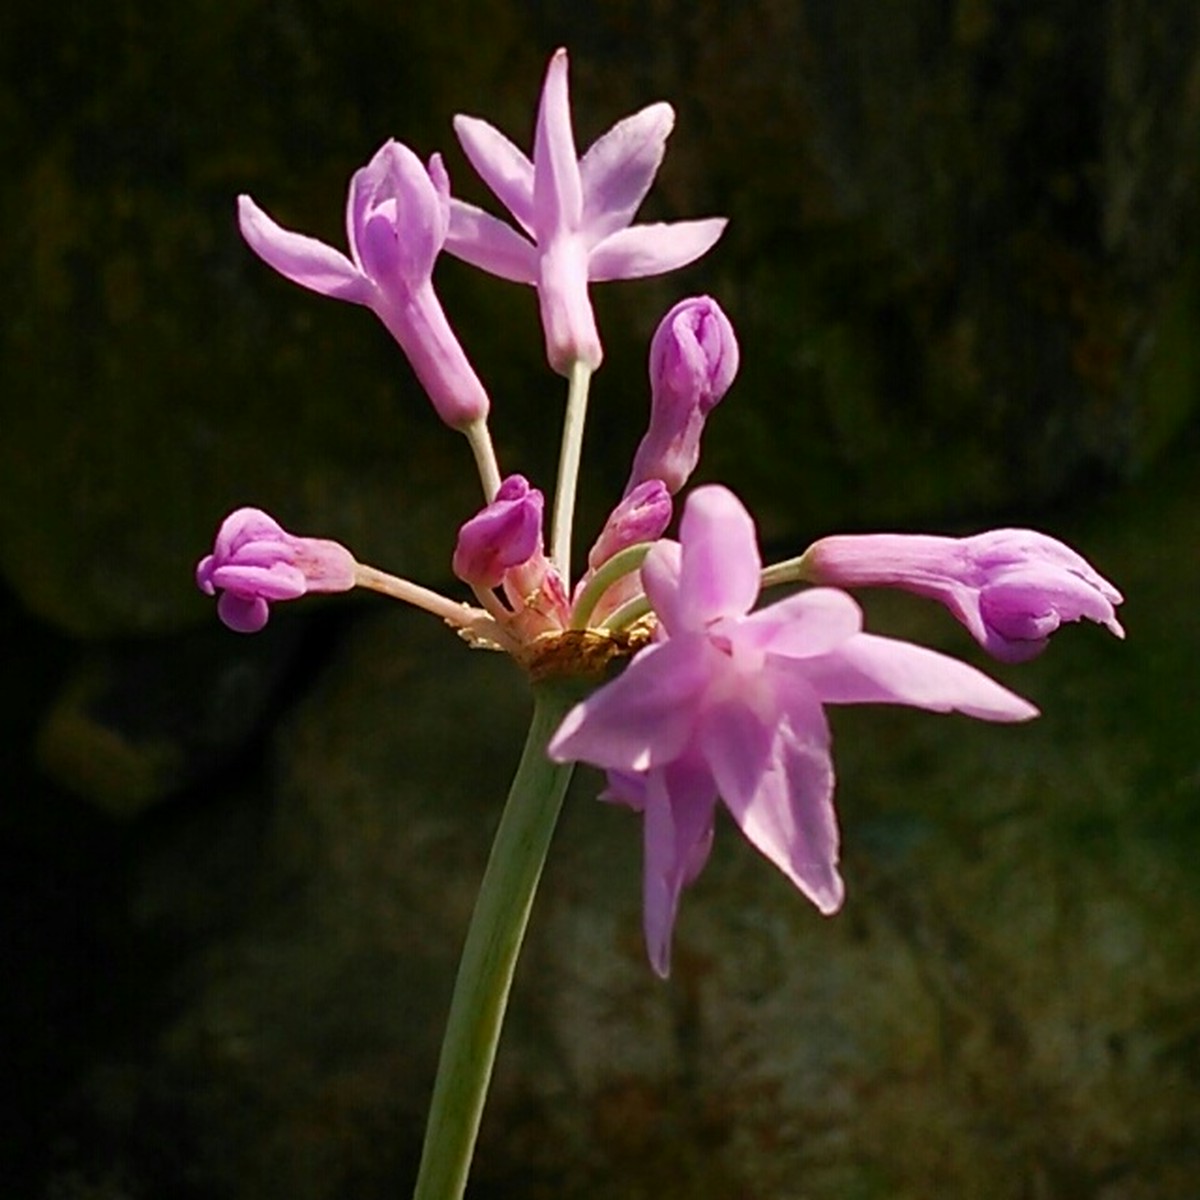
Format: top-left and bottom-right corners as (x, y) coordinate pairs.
(411, 684), (578, 1200)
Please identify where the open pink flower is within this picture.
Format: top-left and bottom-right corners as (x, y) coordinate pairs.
(802, 529), (1125, 662)
(446, 48), (727, 375)
(549, 486), (1038, 977)
(238, 141), (490, 430)
(196, 508), (356, 633)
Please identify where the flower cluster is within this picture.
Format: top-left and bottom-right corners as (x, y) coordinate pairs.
(198, 49), (1124, 977)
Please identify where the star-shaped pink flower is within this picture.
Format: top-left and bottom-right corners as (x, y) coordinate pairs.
(550, 486), (1038, 976)
(445, 48), (727, 374)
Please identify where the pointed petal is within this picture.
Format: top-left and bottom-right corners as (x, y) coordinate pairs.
(548, 636), (714, 771)
(641, 759), (718, 978)
(676, 485), (761, 629)
(445, 199), (538, 283)
(740, 587), (864, 659)
(707, 680), (844, 913)
(579, 101), (675, 241)
(238, 195), (373, 304)
(452, 114), (536, 236)
(587, 217), (727, 281)
(801, 633), (1040, 722)
(533, 48), (583, 235)
(641, 539), (684, 635)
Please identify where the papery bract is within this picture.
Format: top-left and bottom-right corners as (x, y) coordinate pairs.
(627, 296), (739, 494)
(196, 508), (356, 633)
(803, 529), (1125, 662)
(550, 486), (1038, 976)
(446, 48), (727, 375)
(238, 140), (490, 430)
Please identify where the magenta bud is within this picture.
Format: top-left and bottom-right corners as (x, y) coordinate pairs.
(626, 295), (739, 495)
(452, 474), (546, 589)
(196, 508), (357, 633)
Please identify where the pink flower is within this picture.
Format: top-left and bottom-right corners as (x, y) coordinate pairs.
(446, 48), (727, 375)
(803, 530), (1125, 662)
(196, 508), (356, 633)
(627, 296), (739, 495)
(238, 141), (490, 430)
(549, 486), (1037, 977)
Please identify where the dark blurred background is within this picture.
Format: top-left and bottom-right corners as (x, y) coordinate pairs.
(2, 2), (1199, 1197)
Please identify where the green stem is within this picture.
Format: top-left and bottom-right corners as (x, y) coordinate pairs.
(569, 541), (654, 630)
(411, 684), (578, 1200)
(759, 550), (814, 591)
(550, 360), (593, 586)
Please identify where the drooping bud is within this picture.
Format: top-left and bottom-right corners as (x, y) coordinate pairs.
(196, 508), (356, 633)
(626, 296), (738, 495)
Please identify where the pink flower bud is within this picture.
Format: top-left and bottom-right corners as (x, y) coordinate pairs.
(804, 529), (1125, 662)
(452, 475), (545, 589)
(626, 296), (739, 495)
(587, 480), (673, 570)
(196, 508), (356, 633)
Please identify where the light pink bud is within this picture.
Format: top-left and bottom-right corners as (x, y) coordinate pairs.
(804, 529), (1124, 662)
(588, 480), (673, 570)
(452, 474), (545, 589)
(196, 508), (356, 633)
(626, 296), (739, 494)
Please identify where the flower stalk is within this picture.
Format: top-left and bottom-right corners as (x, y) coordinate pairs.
(549, 358), (593, 583)
(411, 685), (578, 1200)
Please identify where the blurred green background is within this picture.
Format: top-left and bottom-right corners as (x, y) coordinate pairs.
(2, 2), (1199, 1197)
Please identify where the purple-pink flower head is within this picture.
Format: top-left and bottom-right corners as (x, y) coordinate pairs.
(453, 474), (546, 589)
(627, 295), (739, 495)
(196, 508), (356, 634)
(237, 140), (490, 430)
(549, 486), (1037, 977)
(445, 48), (728, 376)
(803, 529), (1125, 663)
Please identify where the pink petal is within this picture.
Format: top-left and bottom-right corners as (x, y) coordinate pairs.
(641, 540), (684, 635)
(701, 689), (843, 914)
(676, 485), (761, 629)
(217, 592), (270, 634)
(209, 562), (308, 601)
(801, 633), (1040, 722)
(641, 758), (718, 978)
(548, 636), (714, 772)
(579, 101), (674, 243)
(237, 195), (372, 305)
(532, 48), (583, 236)
(587, 217), (728, 281)
(739, 588), (863, 659)
(451, 114), (537, 236)
(445, 200), (538, 283)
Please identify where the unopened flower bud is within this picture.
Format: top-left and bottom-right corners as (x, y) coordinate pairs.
(626, 296), (738, 495)
(588, 480), (673, 570)
(803, 529), (1125, 662)
(196, 508), (356, 633)
(453, 475), (545, 589)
